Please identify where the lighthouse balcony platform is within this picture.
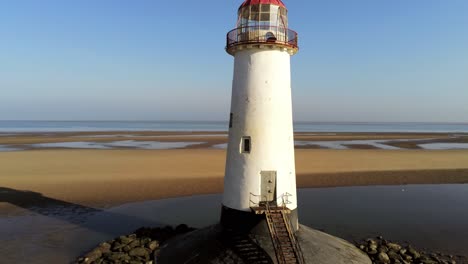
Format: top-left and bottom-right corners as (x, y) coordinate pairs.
(226, 25), (298, 55)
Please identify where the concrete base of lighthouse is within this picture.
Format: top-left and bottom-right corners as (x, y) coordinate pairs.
(156, 223), (371, 264)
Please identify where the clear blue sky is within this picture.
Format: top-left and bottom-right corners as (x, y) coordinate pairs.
(1, 0), (467, 122)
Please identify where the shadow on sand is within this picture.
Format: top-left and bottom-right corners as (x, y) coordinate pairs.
(0, 187), (166, 236)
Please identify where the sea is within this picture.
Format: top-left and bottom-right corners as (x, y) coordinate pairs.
(1, 121), (468, 133)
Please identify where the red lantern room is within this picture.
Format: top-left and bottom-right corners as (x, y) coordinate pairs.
(226, 0), (298, 55)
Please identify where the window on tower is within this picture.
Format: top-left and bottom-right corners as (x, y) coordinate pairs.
(241, 137), (251, 154)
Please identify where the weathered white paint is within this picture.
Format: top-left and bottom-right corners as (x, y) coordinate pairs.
(223, 47), (297, 212)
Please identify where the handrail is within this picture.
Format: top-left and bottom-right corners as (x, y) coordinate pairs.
(226, 25), (298, 51)
(249, 192), (293, 208)
(282, 212), (305, 264)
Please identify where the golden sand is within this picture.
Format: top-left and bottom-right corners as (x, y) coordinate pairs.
(1, 148), (468, 213)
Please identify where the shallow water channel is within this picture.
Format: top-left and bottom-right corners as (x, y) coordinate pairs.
(1, 184), (468, 263)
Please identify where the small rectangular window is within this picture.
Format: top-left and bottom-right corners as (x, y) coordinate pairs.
(229, 113), (233, 128)
(241, 136), (251, 154)
(260, 13), (270, 21)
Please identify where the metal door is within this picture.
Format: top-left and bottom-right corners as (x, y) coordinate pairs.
(260, 171), (276, 202)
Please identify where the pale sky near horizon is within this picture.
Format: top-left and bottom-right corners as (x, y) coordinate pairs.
(0, 0), (467, 122)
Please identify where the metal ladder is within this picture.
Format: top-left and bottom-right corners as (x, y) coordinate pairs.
(263, 202), (305, 264)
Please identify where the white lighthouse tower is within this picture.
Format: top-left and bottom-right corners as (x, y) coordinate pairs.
(221, 0), (300, 231)
(158, 2), (374, 263)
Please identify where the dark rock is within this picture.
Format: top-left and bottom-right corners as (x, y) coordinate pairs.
(108, 252), (130, 261)
(112, 242), (124, 251)
(129, 247), (149, 257)
(378, 252), (390, 263)
(128, 239), (140, 249)
(119, 235), (135, 245)
(98, 243), (111, 254)
(420, 257), (438, 264)
(175, 224), (191, 233)
(378, 245), (388, 253)
(84, 248), (102, 263)
(141, 237), (151, 245)
(408, 246), (421, 259)
(402, 254), (413, 261)
(387, 242), (402, 251)
(387, 250), (402, 262)
(123, 245), (131, 252)
(148, 241), (159, 251)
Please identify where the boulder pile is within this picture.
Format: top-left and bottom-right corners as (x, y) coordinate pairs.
(356, 236), (463, 264)
(75, 224), (195, 264)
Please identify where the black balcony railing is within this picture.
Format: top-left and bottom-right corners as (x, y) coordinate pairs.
(226, 26), (298, 52)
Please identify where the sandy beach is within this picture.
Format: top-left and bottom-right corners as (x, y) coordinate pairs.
(1, 132), (468, 262)
(1, 146), (468, 214)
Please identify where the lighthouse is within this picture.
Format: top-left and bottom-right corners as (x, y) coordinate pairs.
(157, 2), (373, 263)
(221, 0), (300, 231)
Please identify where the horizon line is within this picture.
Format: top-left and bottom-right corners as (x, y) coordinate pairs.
(1, 120), (468, 125)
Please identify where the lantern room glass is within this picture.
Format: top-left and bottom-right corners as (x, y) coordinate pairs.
(237, 4), (288, 29)
(226, 2), (298, 54)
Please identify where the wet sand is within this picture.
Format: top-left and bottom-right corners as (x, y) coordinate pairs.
(1, 148), (468, 214)
(0, 131), (466, 150)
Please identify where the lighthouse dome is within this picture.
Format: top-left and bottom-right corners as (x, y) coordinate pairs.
(239, 0), (286, 9)
(237, 0), (288, 29)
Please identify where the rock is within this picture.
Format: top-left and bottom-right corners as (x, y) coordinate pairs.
(399, 248), (407, 255)
(402, 254), (413, 261)
(108, 252), (130, 261)
(378, 252), (391, 263)
(420, 257), (438, 264)
(84, 248), (102, 263)
(387, 250), (402, 262)
(148, 241), (159, 251)
(129, 247), (149, 257)
(141, 237), (151, 245)
(129, 261), (142, 264)
(123, 245), (131, 252)
(128, 239), (140, 248)
(387, 242), (402, 251)
(359, 245), (365, 250)
(112, 242), (125, 251)
(98, 243), (111, 254)
(175, 224), (192, 234)
(378, 245), (388, 253)
(99, 242), (111, 249)
(408, 246), (421, 259)
(119, 235), (135, 245)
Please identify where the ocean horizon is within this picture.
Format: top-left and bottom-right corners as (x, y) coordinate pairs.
(1, 120), (468, 133)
